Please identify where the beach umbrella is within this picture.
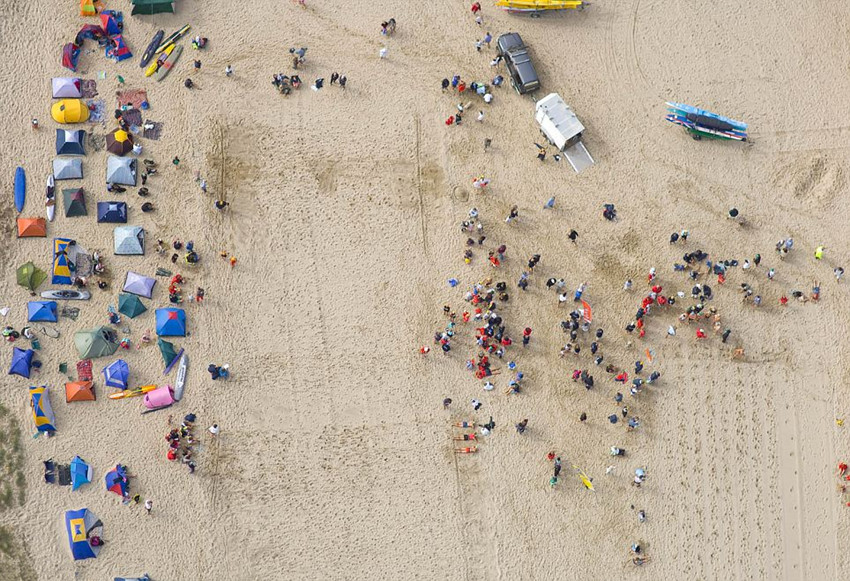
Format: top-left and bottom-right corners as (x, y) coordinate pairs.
(69, 456), (92, 490)
(106, 129), (134, 156)
(102, 359), (129, 388)
(117, 294), (146, 318)
(17, 262), (47, 292)
(157, 338), (178, 368)
(104, 464), (129, 497)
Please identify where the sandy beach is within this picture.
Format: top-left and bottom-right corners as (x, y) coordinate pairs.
(0, 0), (849, 579)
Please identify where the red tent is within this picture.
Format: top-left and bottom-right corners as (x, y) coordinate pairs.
(62, 43), (80, 71)
(107, 35), (132, 62)
(100, 13), (121, 36)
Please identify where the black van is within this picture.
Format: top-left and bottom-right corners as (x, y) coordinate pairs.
(496, 33), (540, 94)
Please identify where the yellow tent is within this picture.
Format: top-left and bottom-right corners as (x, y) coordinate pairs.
(80, 0), (96, 16)
(51, 99), (90, 124)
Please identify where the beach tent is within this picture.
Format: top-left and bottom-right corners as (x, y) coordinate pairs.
(102, 359), (129, 388)
(62, 43), (81, 71)
(53, 158), (83, 180)
(80, 0), (96, 16)
(52, 99), (90, 124)
(123, 271), (155, 298)
(17, 217), (47, 238)
(106, 156), (136, 186)
(75, 24), (106, 44)
(107, 35), (132, 61)
(63, 189), (87, 217)
(66, 381), (95, 402)
(106, 129), (133, 156)
(114, 226), (145, 255)
(70, 456), (92, 490)
(52, 78), (82, 99)
(27, 301), (58, 323)
(158, 338), (179, 369)
(30, 386), (56, 432)
(56, 130), (86, 155)
(17, 262), (47, 292)
(74, 327), (118, 359)
(65, 508), (102, 560)
(9, 348), (34, 378)
(53, 238), (75, 284)
(97, 201), (127, 223)
(118, 293), (146, 318)
(115, 576), (151, 581)
(131, 0), (175, 15)
(155, 308), (186, 336)
(100, 13), (121, 35)
(104, 465), (129, 497)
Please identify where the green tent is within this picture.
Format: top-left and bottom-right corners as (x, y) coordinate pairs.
(157, 338), (179, 369)
(74, 327), (118, 359)
(63, 188), (87, 218)
(17, 262), (47, 293)
(118, 294), (147, 319)
(131, 0), (175, 15)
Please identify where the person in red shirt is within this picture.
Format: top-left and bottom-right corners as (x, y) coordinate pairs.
(471, 2), (481, 13)
(696, 328), (707, 339)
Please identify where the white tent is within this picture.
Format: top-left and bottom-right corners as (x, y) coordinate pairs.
(123, 271), (156, 299)
(106, 156), (136, 186)
(53, 158), (83, 180)
(114, 226), (145, 255)
(51, 78), (82, 99)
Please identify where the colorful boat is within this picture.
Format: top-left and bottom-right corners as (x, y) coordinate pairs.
(665, 102), (748, 141)
(496, 0), (586, 13)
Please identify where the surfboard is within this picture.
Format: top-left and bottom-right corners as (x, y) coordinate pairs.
(139, 30), (164, 68)
(155, 24), (190, 54)
(154, 45), (183, 82)
(45, 174), (55, 221)
(14, 167), (25, 213)
(145, 43), (174, 77)
(173, 353), (188, 401)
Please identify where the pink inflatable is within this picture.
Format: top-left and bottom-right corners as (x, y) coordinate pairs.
(143, 385), (175, 409)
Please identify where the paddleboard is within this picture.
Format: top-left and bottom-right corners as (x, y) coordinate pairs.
(45, 174), (55, 221)
(145, 43), (174, 77)
(141, 403), (173, 414)
(154, 45), (183, 82)
(14, 167), (25, 213)
(40, 289), (90, 300)
(156, 24), (190, 54)
(173, 353), (187, 400)
(109, 384), (157, 400)
(139, 30), (165, 68)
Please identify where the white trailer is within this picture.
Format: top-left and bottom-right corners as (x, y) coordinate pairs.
(535, 93), (594, 173)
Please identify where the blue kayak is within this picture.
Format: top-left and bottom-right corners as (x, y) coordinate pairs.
(14, 167), (25, 213)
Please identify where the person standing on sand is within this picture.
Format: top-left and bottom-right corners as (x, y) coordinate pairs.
(144, 499), (153, 515)
(515, 419), (528, 434)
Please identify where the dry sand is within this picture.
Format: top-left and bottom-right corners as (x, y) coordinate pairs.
(0, 0), (849, 579)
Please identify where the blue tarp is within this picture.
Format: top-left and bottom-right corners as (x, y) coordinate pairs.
(27, 301), (58, 323)
(155, 308), (186, 337)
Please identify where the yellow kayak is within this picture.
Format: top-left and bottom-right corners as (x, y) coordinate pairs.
(496, 0), (586, 11)
(144, 43), (174, 77)
(109, 385), (157, 400)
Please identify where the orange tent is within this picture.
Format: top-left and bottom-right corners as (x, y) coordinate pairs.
(80, 0), (96, 16)
(65, 381), (95, 402)
(17, 217), (47, 238)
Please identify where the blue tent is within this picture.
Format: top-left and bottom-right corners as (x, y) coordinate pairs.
(105, 464), (129, 497)
(97, 201), (128, 223)
(155, 308), (186, 337)
(27, 301), (58, 323)
(70, 456), (92, 491)
(65, 508), (103, 560)
(8, 347), (34, 378)
(102, 359), (129, 389)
